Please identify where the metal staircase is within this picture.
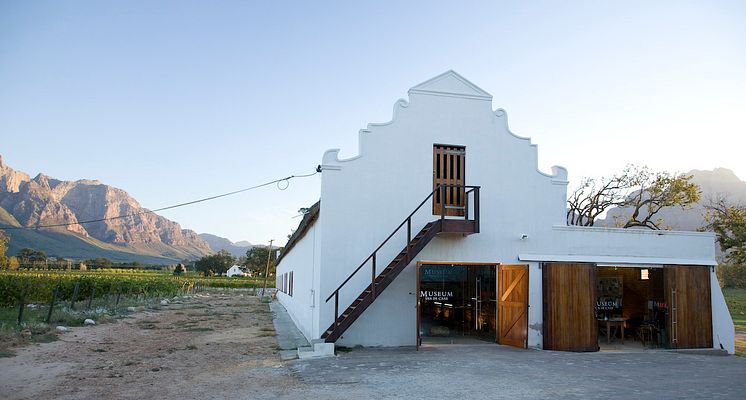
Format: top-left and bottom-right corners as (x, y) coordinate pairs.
(322, 185), (480, 343)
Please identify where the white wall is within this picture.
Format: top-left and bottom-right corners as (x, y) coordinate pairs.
(275, 216), (322, 342)
(711, 269), (736, 354)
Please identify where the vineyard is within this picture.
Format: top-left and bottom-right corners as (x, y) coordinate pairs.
(0, 270), (270, 307)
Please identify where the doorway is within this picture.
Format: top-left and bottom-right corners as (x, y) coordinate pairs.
(417, 263), (496, 345)
(596, 265), (712, 351)
(543, 263), (713, 352)
(433, 144), (465, 216)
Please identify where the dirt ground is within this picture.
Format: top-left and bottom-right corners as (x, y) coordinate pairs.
(0, 291), (301, 400)
(2, 292), (745, 400)
(736, 329), (746, 355)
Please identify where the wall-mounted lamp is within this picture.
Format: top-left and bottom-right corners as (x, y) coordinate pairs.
(520, 234), (529, 240)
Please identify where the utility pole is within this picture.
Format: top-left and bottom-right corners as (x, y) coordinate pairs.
(262, 239), (274, 297)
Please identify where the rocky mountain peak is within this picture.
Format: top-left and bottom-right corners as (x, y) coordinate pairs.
(0, 155), (212, 259)
(0, 157), (31, 193)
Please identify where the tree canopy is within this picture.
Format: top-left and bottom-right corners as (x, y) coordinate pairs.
(0, 230), (8, 269)
(243, 246), (280, 276)
(194, 250), (235, 276)
(706, 198), (746, 265)
(567, 165), (700, 229)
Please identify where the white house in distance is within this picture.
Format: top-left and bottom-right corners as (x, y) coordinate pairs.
(276, 71), (734, 354)
(226, 265), (246, 277)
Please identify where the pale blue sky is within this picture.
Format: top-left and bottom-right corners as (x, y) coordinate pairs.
(1, 1), (745, 245)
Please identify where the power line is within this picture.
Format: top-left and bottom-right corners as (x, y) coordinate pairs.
(2, 168), (320, 230)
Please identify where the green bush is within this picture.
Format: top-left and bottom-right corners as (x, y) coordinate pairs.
(718, 264), (746, 288)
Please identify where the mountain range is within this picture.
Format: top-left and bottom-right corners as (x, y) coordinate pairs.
(198, 233), (253, 257)
(0, 155), (218, 264)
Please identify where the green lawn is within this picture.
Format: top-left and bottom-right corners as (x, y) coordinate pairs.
(724, 288), (746, 330)
(723, 288), (746, 356)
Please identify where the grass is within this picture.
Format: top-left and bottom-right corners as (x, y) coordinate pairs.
(0, 293), (165, 354)
(723, 288), (746, 357)
(0, 350), (17, 357)
(723, 288), (746, 330)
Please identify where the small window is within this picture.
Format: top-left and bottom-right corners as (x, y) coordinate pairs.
(640, 269), (649, 280)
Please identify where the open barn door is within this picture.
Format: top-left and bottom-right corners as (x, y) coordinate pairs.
(664, 265), (713, 349)
(498, 264), (528, 348)
(543, 263), (599, 352)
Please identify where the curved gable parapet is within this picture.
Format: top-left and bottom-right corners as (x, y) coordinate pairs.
(321, 71), (568, 184)
(321, 149), (344, 170)
(320, 98), (411, 168)
(550, 166), (569, 184)
(366, 98), (409, 130)
(494, 107), (568, 182)
(494, 108), (530, 141)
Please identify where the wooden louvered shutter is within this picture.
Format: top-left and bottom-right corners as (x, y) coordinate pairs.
(433, 144), (465, 216)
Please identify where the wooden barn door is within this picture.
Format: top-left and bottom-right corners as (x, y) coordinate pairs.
(498, 264), (528, 348)
(543, 263), (599, 352)
(664, 265), (713, 349)
(433, 144), (465, 216)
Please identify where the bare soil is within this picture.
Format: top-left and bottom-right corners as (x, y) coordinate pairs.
(0, 291), (301, 399)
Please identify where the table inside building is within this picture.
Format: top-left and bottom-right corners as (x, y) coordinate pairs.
(598, 318), (627, 344)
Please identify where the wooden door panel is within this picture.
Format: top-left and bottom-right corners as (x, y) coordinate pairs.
(543, 263), (598, 352)
(433, 145), (465, 216)
(498, 264), (528, 348)
(664, 265), (712, 349)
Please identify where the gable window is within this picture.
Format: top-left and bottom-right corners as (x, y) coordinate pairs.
(433, 144), (465, 216)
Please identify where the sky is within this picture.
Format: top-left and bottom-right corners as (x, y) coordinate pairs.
(1, 1), (745, 246)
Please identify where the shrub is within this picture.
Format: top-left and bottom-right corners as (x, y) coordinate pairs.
(718, 264), (746, 288)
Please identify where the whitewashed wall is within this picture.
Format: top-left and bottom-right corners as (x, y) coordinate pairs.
(275, 216), (322, 342)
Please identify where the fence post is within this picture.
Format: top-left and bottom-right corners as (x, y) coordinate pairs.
(87, 284), (96, 310)
(46, 286), (59, 323)
(115, 285), (122, 311)
(70, 281), (80, 310)
(17, 284), (28, 325)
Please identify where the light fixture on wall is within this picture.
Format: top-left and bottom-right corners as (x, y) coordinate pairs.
(520, 234), (529, 240)
(640, 269), (650, 280)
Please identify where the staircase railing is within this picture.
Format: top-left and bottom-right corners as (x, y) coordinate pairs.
(324, 184), (480, 329)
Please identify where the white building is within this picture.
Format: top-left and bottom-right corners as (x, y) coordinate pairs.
(276, 71), (734, 353)
(226, 265), (246, 277)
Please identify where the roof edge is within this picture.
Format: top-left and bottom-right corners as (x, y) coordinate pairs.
(276, 201), (320, 264)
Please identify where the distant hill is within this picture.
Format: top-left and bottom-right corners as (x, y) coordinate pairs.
(198, 233), (252, 257)
(0, 155), (213, 264)
(600, 168), (746, 231)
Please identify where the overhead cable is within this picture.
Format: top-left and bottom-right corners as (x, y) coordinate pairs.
(2, 168), (321, 230)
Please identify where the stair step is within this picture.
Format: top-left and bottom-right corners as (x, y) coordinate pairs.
(323, 220), (447, 343)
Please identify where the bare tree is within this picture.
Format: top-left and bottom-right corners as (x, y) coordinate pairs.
(568, 165), (700, 230)
(566, 169), (633, 226)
